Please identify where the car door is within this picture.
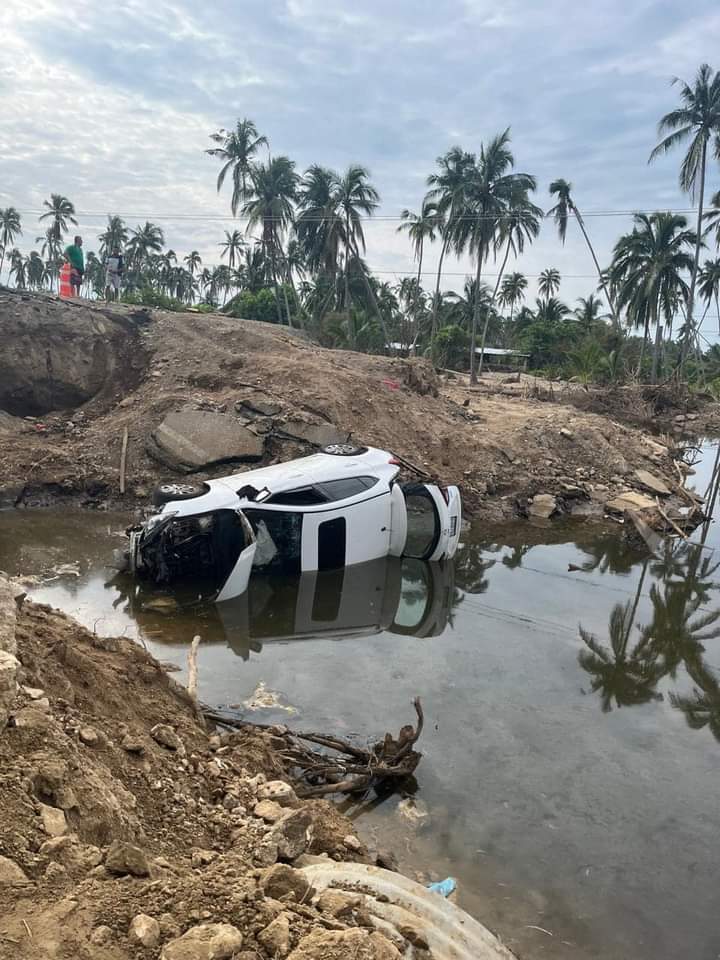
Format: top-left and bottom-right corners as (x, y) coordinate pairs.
(400, 483), (461, 561)
(216, 511), (258, 602)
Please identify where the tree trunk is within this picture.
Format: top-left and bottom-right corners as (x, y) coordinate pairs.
(637, 320), (649, 378)
(414, 240), (424, 352)
(0, 248), (5, 285)
(573, 205), (620, 325)
(469, 250), (484, 384)
(352, 239), (390, 353)
(651, 298), (662, 384)
(344, 211), (353, 347)
(682, 137), (708, 369)
(282, 282), (293, 328)
(430, 233), (450, 339)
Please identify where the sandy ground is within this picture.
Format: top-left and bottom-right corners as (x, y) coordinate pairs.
(0, 291), (708, 522)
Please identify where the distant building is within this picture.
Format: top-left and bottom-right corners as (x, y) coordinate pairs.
(474, 346), (529, 370)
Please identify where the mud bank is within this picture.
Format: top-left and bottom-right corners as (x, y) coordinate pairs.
(2, 581), (514, 959)
(0, 290), (706, 523)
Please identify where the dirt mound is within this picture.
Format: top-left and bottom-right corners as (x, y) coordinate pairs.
(0, 291), (149, 418)
(1, 596), (416, 960)
(0, 293), (695, 522)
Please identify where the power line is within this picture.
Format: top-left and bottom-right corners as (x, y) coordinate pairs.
(12, 207), (713, 223)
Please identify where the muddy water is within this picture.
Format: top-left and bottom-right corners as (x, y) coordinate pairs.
(2, 451), (720, 960)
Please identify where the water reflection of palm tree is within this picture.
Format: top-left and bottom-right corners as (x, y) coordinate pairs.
(454, 543), (499, 594)
(501, 544), (531, 570)
(670, 659), (720, 742)
(640, 581), (720, 678)
(577, 533), (643, 576)
(579, 563), (664, 711)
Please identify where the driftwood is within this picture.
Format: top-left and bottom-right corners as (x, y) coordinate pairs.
(119, 426), (129, 495)
(204, 697), (424, 798)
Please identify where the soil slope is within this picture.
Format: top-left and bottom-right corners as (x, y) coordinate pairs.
(0, 594), (418, 960)
(0, 291), (696, 521)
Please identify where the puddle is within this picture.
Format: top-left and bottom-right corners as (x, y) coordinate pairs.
(2, 445), (720, 959)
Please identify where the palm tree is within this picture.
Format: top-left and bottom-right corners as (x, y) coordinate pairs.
(426, 146), (476, 338)
(27, 251), (45, 290)
(698, 258), (720, 333)
(538, 267), (561, 299)
(241, 156), (299, 324)
(453, 130), (536, 382)
(499, 272), (527, 321)
(219, 229), (245, 269)
(9, 249), (27, 288)
(334, 165), (381, 345)
(488, 183), (542, 313)
(184, 251), (202, 277)
(295, 164), (344, 279)
(649, 64), (720, 365)
(705, 191), (720, 248)
(609, 212), (696, 382)
(640, 580), (720, 679)
(127, 222), (165, 272)
(397, 199), (441, 324)
(207, 118), (268, 215)
(0, 207), (22, 282)
(574, 294), (609, 333)
(98, 215), (128, 257)
(534, 296), (569, 324)
(39, 194), (77, 243)
(547, 179), (619, 324)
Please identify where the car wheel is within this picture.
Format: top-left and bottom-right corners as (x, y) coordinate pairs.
(321, 443), (368, 457)
(151, 481), (210, 506)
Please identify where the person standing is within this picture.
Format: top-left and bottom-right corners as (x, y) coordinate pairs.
(64, 235), (84, 296)
(105, 246), (124, 301)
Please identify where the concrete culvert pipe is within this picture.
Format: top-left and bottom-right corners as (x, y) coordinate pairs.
(299, 861), (518, 960)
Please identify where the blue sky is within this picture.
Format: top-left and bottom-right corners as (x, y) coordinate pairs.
(1, 0), (720, 323)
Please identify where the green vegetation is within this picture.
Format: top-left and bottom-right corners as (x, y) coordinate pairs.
(1, 63), (720, 386)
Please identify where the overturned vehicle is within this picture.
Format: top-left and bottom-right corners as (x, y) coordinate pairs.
(124, 444), (462, 602)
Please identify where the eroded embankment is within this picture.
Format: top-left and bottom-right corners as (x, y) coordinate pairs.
(0, 291), (704, 524)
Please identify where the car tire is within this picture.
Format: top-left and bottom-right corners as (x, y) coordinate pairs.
(151, 481), (210, 506)
(320, 443), (368, 457)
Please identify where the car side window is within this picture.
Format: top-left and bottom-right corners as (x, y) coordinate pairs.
(316, 476), (379, 501)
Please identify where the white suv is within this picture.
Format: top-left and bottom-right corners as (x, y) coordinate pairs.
(127, 444), (462, 602)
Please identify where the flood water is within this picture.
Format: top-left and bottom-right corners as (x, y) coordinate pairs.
(2, 447), (720, 959)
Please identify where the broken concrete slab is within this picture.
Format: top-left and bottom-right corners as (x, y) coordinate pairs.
(633, 469), (671, 497)
(605, 491), (657, 513)
(148, 409), (264, 473)
(275, 421), (348, 448)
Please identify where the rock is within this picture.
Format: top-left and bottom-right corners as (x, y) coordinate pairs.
(236, 398), (282, 418)
(399, 925), (429, 950)
(559, 428), (574, 439)
(39, 803), (68, 837)
(148, 409), (264, 473)
(258, 913), (291, 957)
(257, 780), (297, 807)
(161, 922), (243, 960)
(254, 839), (279, 867)
(151, 723), (186, 755)
(528, 494), (557, 519)
(0, 855), (29, 886)
(40, 836), (102, 874)
(316, 889), (362, 918)
(22, 685), (46, 700)
(605, 491), (657, 513)
(633, 469), (671, 497)
(191, 848), (216, 868)
(129, 914), (161, 949)
(0, 649), (19, 732)
(254, 799), (285, 823)
(288, 928), (400, 960)
(121, 734), (146, 754)
(105, 840), (150, 877)
(44, 860), (67, 881)
(79, 725), (100, 746)
(261, 863), (314, 902)
(90, 925), (113, 946)
(375, 849), (399, 872)
(276, 421), (348, 448)
(343, 834), (363, 853)
(268, 808), (314, 861)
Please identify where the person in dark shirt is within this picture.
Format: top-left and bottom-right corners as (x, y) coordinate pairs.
(64, 235), (84, 296)
(105, 246), (124, 302)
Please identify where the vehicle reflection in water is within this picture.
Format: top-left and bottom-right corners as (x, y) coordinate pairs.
(120, 556), (460, 659)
